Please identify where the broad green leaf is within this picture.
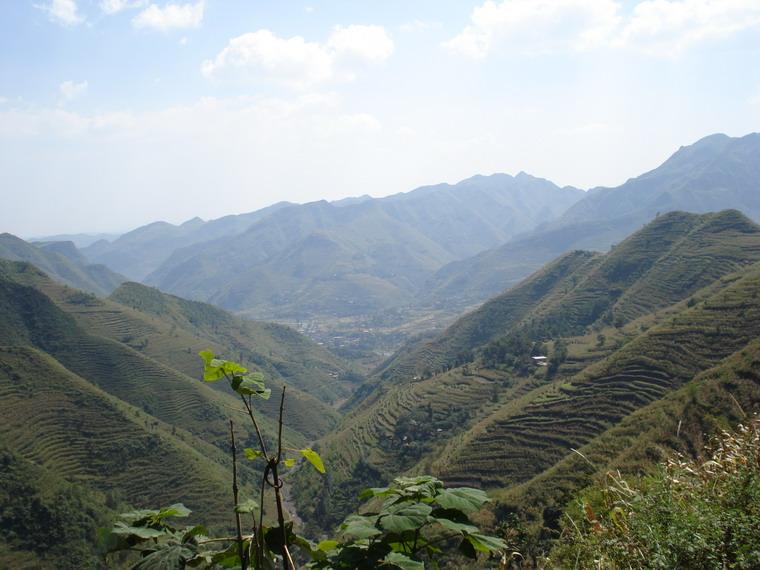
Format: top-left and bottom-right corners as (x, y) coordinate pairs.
(359, 486), (392, 499)
(244, 448), (264, 461)
(392, 476), (444, 499)
(436, 487), (490, 513)
(198, 350), (215, 364)
(181, 525), (208, 543)
(300, 448), (326, 474)
(290, 532), (320, 559)
(317, 539), (339, 552)
(379, 503), (432, 534)
(232, 373), (270, 398)
(199, 350), (225, 381)
(382, 552), (425, 570)
(111, 522), (166, 539)
(157, 504), (191, 520)
(199, 350), (247, 382)
(220, 360), (247, 375)
(210, 543), (241, 568)
(283, 458), (296, 468)
(235, 499), (259, 514)
(432, 517), (478, 535)
(341, 515), (382, 539)
(134, 544), (195, 570)
(464, 532), (508, 553)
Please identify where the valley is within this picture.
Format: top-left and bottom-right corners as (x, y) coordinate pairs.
(2, 133), (760, 567)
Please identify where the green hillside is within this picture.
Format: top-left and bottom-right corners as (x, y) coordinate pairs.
(0, 233), (125, 296)
(0, 344), (253, 568)
(382, 210), (760, 384)
(0, 259), (358, 565)
(293, 210), (760, 538)
(0, 261), (354, 441)
(109, 281), (357, 406)
(499, 336), (760, 527)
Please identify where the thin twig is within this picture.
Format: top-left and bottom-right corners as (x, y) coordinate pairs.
(272, 387), (294, 569)
(241, 394), (271, 460)
(198, 535), (253, 545)
(277, 387), (286, 462)
(230, 420), (247, 570)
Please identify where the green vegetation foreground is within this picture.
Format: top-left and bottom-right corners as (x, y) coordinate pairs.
(551, 417), (760, 569)
(105, 353), (507, 569)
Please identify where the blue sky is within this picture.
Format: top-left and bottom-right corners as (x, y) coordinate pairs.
(2, 0), (760, 237)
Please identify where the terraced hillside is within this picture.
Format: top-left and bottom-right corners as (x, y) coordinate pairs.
(499, 336), (760, 526)
(0, 260), (357, 565)
(1, 261), (356, 441)
(0, 346), (237, 524)
(110, 281), (356, 406)
(0, 232), (125, 295)
(0, 343), (248, 567)
(381, 210), (760, 385)
(434, 262), (760, 489)
(294, 210), (760, 535)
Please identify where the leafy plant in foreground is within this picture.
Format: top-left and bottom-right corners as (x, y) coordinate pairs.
(311, 475), (508, 569)
(550, 417), (760, 569)
(105, 352), (507, 569)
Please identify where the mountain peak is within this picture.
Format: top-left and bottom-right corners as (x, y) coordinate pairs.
(181, 216), (205, 228)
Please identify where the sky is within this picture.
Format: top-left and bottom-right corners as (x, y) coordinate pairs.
(1, 0), (760, 237)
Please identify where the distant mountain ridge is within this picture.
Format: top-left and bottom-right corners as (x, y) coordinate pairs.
(425, 132), (760, 306)
(82, 201), (293, 280)
(55, 132), (760, 324)
(142, 173), (583, 318)
(0, 233), (125, 296)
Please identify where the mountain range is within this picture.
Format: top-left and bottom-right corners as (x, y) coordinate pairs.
(425, 133), (760, 307)
(76, 173), (583, 320)
(54, 132), (758, 328)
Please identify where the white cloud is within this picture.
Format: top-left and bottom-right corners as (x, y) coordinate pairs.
(133, 1), (204, 31)
(202, 25), (393, 88)
(446, 0), (760, 58)
(444, 0), (621, 58)
(399, 20), (443, 33)
(100, 0), (147, 14)
(59, 80), (88, 101)
(202, 31), (334, 86)
(36, 0), (85, 26)
(618, 0), (760, 54)
(327, 25), (394, 62)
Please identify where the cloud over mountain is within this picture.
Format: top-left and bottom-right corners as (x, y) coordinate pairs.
(202, 25), (393, 88)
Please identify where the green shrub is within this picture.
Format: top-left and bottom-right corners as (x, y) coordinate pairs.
(550, 418), (760, 569)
